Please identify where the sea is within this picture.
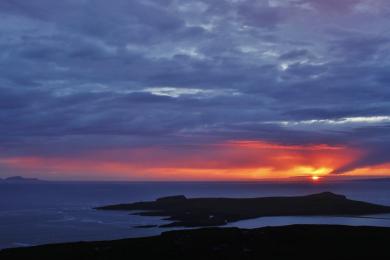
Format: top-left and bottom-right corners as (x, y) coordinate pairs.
(1, 180), (390, 249)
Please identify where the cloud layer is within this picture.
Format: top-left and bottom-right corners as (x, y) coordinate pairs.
(1, 0), (390, 180)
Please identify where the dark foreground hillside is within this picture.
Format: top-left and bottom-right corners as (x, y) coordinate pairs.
(2, 225), (390, 259)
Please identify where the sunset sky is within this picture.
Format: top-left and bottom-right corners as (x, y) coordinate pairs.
(1, 0), (390, 181)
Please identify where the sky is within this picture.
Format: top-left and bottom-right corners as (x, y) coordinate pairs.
(1, 0), (390, 181)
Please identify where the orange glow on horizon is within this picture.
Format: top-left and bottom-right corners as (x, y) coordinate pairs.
(0, 140), (387, 181)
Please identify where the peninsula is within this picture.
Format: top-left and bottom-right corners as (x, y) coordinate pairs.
(96, 192), (390, 227)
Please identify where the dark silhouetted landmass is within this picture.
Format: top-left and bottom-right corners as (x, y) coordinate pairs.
(96, 192), (390, 227)
(351, 177), (390, 182)
(133, 224), (158, 228)
(1, 225), (390, 259)
(0, 176), (43, 183)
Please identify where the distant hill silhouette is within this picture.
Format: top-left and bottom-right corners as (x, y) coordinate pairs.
(1, 176), (43, 183)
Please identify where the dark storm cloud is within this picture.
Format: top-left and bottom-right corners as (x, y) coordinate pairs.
(1, 0), (390, 175)
(298, 0), (362, 13)
(332, 125), (390, 173)
(278, 49), (312, 61)
(237, 2), (286, 28)
(329, 34), (390, 61)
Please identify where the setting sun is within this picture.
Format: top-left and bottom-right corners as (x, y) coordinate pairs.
(311, 176), (320, 181)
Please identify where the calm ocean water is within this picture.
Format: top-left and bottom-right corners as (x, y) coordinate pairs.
(1, 181), (390, 249)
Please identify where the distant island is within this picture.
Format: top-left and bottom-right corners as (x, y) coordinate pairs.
(0, 176), (43, 183)
(96, 192), (390, 227)
(2, 225), (390, 258)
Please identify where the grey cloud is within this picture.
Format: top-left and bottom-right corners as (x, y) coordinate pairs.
(0, 0), (390, 175)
